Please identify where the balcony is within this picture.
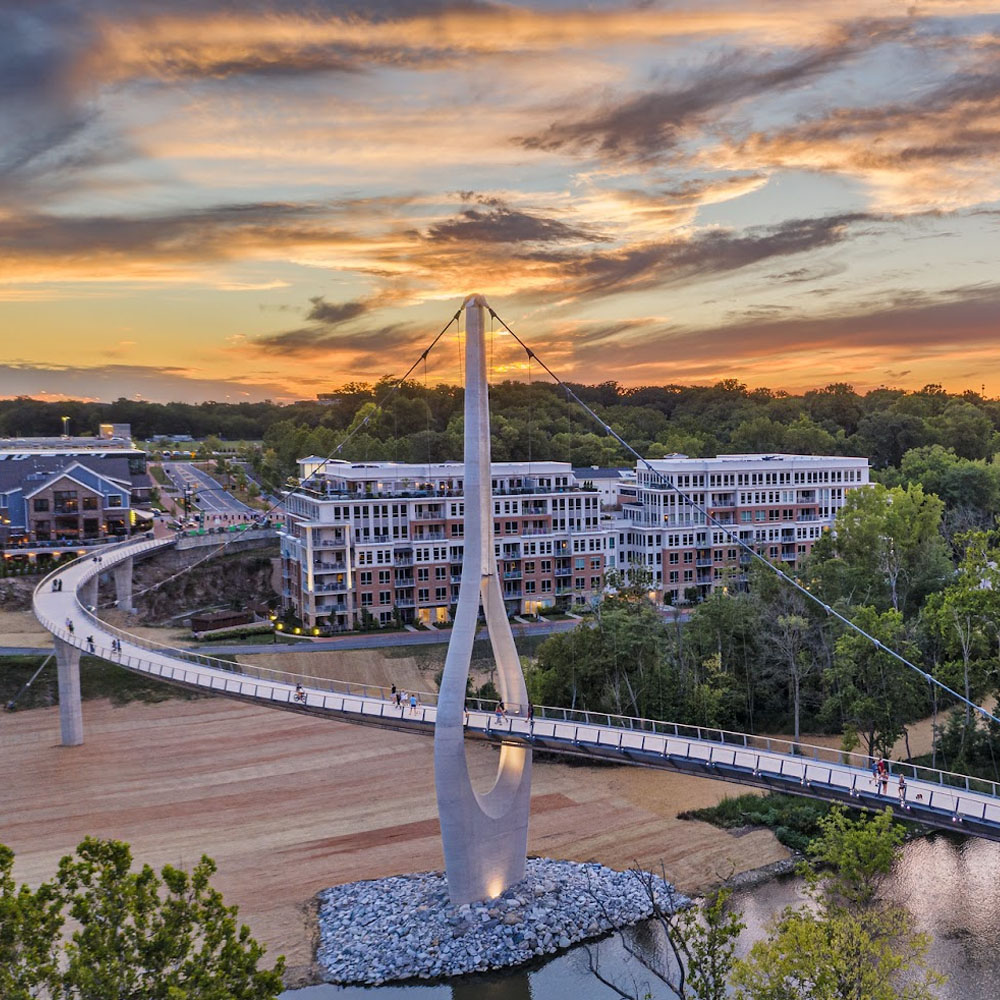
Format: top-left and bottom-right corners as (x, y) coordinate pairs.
(394, 556), (413, 566)
(313, 561), (347, 572)
(314, 582), (348, 594)
(503, 570), (522, 580)
(695, 558), (713, 568)
(413, 529), (446, 541)
(413, 510), (446, 520)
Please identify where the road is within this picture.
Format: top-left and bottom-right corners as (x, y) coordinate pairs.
(161, 462), (256, 516)
(0, 617), (580, 657)
(1, 609), (690, 658)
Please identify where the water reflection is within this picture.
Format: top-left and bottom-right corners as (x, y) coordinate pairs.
(450, 973), (531, 999)
(282, 834), (1000, 1000)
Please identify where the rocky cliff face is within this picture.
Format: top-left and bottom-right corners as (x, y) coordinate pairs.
(106, 544), (279, 624)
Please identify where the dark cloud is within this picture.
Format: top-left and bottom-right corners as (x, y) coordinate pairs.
(568, 282), (1000, 372)
(0, 201), (341, 263)
(531, 213), (877, 300)
(425, 202), (605, 245)
(254, 322), (423, 358)
(306, 297), (371, 324)
(517, 20), (911, 163)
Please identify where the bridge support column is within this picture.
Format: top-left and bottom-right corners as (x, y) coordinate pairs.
(113, 557), (134, 613)
(434, 295), (532, 905)
(54, 637), (83, 746)
(80, 574), (98, 611)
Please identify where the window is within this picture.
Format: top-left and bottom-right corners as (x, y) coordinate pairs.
(378, 570), (391, 584)
(379, 590), (392, 605)
(53, 490), (78, 514)
(361, 592), (373, 606)
(418, 588), (430, 602)
(82, 496), (98, 511)
(107, 495), (122, 508)
(417, 567), (429, 581)
(359, 571), (372, 585)
(33, 498), (49, 512)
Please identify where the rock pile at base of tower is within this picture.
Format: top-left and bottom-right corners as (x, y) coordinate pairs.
(315, 856), (689, 985)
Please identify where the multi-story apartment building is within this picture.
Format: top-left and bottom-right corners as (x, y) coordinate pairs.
(617, 453), (870, 604)
(279, 460), (615, 630)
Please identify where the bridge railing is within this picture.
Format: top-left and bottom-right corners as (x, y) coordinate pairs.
(34, 536), (1000, 807)
(35, 539), (444, 706)
(463, 698), (1000, 801)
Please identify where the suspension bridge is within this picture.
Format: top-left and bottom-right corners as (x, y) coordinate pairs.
(27, 294), (1000, 905)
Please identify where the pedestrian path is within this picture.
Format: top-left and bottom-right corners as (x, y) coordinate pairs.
(31, 536), (1000, 844)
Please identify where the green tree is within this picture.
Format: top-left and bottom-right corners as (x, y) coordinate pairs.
(587, 877), (744, 1000)
(821, 606), (926, 758)
(0, 845), (63, 1000)
(528, 600), (672, 718)
(732, 808), (943, 1000)
(919, 530), (1000, 735)
(0, 838), (284, 1000)
(831, 482), (949, 614)
(895, 445), (1000, 515)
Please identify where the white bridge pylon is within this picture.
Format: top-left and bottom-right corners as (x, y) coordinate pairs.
(434, 294), (532, 905)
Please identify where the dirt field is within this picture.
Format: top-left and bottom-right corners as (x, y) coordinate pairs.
(3, 697), (789, 986)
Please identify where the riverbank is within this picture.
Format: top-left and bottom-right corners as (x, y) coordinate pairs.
(4, 697), (790, 987)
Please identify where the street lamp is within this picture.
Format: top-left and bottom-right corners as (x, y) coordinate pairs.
(61, 416), (70, 438)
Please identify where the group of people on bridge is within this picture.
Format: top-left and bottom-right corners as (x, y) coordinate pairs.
(873, 755), (908, 806)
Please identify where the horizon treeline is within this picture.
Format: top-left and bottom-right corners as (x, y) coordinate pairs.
(2, 379), (999, 478)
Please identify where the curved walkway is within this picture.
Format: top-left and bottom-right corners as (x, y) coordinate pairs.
(31, 537), (1000, 843)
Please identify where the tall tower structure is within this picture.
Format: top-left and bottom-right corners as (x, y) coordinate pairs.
(433, 294), (533, 905)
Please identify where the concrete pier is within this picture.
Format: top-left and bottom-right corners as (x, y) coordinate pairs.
(80, 573), (98, 612)
(54, 637), (83, 746)
(113, 556), (134, 613)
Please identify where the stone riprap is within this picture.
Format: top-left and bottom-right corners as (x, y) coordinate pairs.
(315, 857), (688, 985)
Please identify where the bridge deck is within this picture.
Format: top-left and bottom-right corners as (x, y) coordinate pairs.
(32, 538), (1000, 843)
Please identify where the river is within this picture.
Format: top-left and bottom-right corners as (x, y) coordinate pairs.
(281, 832), (1000, 999)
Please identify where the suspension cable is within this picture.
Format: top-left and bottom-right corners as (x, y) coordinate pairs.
(4, 653), (53, 711)
(487, 306), (1000, 731)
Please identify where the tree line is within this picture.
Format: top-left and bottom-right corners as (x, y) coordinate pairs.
(3, 379), (999, 486)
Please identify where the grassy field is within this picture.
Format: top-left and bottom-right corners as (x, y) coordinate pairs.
(0, 654), (201, 712)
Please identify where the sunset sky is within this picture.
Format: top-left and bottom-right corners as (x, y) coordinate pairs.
(2, 1), (1000, 403)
